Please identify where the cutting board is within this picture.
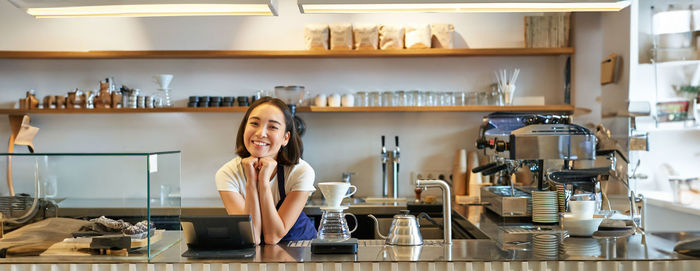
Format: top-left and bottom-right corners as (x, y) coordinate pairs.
(40, 230), (164, 256)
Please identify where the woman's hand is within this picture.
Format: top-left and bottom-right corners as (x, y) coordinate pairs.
(257, 157), (277, 186)
(241, 156), (260, 187)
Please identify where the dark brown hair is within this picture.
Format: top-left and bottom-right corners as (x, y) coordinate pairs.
(235, 97), (303, 166)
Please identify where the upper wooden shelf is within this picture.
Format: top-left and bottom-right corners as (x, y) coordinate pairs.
(0, 105), (574, 114)
(0, 48), (575, 59)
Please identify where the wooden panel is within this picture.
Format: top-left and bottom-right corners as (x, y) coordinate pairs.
(0, 105), (574, 115)
(0, 48), (575, 59)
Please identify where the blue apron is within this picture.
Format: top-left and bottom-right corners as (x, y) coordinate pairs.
(273, 165), (317, 241)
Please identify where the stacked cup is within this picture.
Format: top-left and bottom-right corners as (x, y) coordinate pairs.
(532, 191), (558, 223)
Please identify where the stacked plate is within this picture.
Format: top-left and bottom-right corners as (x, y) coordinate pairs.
(532, 233), (560, 259)
(562, 237), (602, 258)
(532, 191), (558, 223)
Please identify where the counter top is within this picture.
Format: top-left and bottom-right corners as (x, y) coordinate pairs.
(4, 205), (694, 264)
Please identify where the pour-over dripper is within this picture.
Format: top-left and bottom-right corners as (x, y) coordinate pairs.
(153, 74), (174, 89)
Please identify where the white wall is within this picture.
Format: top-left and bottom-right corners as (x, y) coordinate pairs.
(630, 0), (700, 195)
(0, 0), (611, 203)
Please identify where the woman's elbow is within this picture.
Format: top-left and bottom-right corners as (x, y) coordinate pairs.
(263, 234), (283, 245)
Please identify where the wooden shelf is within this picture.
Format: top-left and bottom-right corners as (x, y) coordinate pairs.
(0, 48), (575, 59)
(0, 105), (574, 115)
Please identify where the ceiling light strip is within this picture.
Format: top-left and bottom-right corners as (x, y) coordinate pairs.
(299, 1), (631, 13)
(11, 0), (277, 17)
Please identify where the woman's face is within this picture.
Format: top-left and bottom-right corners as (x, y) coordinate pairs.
(243, 103), (290, 159)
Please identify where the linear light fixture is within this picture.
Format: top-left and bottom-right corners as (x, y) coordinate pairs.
(298, 0), (630, 13)
(8, 0), (278, 18)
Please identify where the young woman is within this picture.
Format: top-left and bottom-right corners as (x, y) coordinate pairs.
(215, 97), (316, 245)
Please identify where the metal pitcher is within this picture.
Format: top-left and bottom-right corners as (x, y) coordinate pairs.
(368, 210), (423, 246)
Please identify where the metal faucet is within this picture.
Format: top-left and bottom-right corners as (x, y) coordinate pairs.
(382, 135), (400, 198)
(342, 172), (355, 184)
(416, 179), (451, 244)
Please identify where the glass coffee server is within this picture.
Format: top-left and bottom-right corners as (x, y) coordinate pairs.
(0, 151), (181, 261)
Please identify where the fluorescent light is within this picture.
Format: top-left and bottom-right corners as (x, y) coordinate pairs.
(9, 0), (278, 18)
(298, 0), (630, 13)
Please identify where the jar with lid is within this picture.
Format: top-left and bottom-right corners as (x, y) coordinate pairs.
(355, 92), (368, 107)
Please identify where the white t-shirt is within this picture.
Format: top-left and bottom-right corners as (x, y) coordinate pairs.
(215, 156), (316, 205)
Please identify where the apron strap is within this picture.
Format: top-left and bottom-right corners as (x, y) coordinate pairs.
(276, 165), (286, 204)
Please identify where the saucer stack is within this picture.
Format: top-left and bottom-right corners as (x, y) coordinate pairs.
(532, 191), (558, 223)
(532, 233), (560, 259)
(562, 237), (602, 258)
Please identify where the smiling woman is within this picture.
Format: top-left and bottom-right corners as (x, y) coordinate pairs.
(215, 97), (317, 245)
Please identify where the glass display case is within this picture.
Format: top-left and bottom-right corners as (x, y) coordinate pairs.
(0, 151), (181, 261)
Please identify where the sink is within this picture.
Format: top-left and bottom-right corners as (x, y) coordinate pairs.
(364, 197), (408, 204)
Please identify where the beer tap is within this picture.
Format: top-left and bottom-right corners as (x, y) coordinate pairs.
(392, 136), (400, 199)
(381, 136), (388, 198)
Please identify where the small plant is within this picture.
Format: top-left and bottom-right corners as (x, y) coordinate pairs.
(673, 85), (700, 101)
(679, 85), (700, 94)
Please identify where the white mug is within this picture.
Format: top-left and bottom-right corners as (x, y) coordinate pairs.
(318, 182), (357, 207)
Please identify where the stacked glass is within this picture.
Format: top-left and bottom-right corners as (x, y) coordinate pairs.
(352, 90), (472, 106)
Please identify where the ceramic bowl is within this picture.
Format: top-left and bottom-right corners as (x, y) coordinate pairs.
(562, 214), (604, 237)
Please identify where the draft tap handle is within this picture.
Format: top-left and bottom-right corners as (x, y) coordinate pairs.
(382, 135), (385, 147)
(395, 136), (399, 147)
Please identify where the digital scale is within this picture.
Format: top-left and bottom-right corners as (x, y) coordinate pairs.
(310, 238), (358, 254)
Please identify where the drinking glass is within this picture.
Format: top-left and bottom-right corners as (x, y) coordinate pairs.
(396, 91), (407, 106)
(382, 91), (394, 106)
(466, 92), (478, 105)
(414, 91), (424, 106)
(477, 92), (489, 105)
(455, 91), (465, 106)
(489, 89), (502, 105)
(407, 90), (418, 106)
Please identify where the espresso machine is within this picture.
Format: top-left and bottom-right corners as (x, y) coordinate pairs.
(473, 113), (632, 222)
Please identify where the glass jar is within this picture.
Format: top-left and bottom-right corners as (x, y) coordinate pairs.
(489, 89), (503, 105)
(439, 92), (454, 106)
(477, 91), (489, 105)
(355, 91), (367, 107)
(382, 91), (394, 106)
(455, 91), (465, 106)
(369, 91), (381, 107)
(413, 90), (424, 106)
(407, 90), (418, 106)
(428, 91), (439, 106)
(396, 91), (407, 106)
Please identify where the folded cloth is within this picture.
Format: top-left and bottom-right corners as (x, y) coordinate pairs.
(75, 216), (153, 239)
(0, 217), (91, 257)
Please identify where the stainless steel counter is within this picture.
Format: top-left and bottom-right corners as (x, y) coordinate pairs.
(146, 231), (690, 263)
(6, 199), (694, 265)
